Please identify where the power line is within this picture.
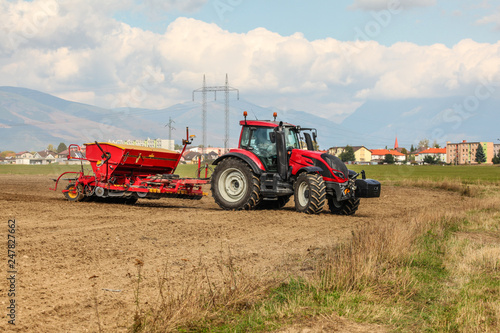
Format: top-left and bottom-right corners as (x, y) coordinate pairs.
(193, 74), (239, 154)
(165, 117), (175, 143)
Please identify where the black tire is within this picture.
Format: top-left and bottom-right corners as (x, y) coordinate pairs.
(256, 195), (291, 210)
(64, 184), (84, 202)
(211, 157), (261, 210)
(294, 173), (326, 214)
(328, 196), (360, 215)
(124, 196), (138, 205)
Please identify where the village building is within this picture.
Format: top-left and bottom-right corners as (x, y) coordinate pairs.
(328, 146), (372, 163)
(415, 147), (447, 164)
(446, 141), (494, 165)
(15, 151), (35, 165)
(31, 150), (57, 164)
(370, 149), (406, 163)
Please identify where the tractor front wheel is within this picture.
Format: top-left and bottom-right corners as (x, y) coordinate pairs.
(328, 196), (360, 215)
(64, 183), (85, 202)
(294, 173), (326, 214)
(211, 158), (261, 210)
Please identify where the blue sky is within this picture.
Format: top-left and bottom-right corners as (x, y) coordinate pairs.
(116, 0), (499, 46)
(0, 0), (499, 147)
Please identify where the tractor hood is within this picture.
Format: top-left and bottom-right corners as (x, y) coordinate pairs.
(320, 153), (349, 180)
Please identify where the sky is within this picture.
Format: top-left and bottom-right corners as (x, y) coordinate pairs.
(0, 0), (499, 139)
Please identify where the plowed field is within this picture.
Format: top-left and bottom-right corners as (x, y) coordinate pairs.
(0, 174), (460, 332)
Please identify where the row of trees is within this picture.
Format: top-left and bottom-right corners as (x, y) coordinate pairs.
(47, 143), (68, 153)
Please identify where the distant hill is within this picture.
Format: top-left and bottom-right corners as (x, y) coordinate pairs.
(341, 97), (500, 148)
(0, 86), (351, 151)
(1, 86), (498, 152)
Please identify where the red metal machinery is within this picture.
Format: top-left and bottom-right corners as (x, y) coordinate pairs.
(52, 128), (209, 203)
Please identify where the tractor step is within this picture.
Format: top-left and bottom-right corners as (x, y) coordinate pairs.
(260, 173), (293, 197)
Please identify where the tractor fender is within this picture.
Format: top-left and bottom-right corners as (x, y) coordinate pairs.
(296, 166), (323, 175)
(213, 152), (264, 175)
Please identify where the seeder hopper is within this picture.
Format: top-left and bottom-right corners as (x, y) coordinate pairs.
(52, 129), (209, 203)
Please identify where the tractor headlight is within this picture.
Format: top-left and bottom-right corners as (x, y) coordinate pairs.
(332, 170), (345, 179)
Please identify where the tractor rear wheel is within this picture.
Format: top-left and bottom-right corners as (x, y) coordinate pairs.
(328, 196), (360, 215)
(211, 157), (261, 210)
(294, 173), (326, 214)
(64, 183), (84, 202)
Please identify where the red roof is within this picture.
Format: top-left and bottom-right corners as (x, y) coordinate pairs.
(370, 149), (405, 156)
(416, 148), (446, 155)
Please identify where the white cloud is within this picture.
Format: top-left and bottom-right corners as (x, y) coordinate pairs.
(349, 0), (436, 11)
(143, 0), (207, 12)
(402, 106), (422, 117)
(477, 7), (500, 30)
(0, 1), (499, 122)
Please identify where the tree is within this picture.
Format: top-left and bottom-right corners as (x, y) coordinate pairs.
(423, 155), (439, 164)
(174, 144), (183, 150)
(432, 140), (440, 148)
(492, 151), (500, 164)
(57, 142), (67, 153)
(401, 148), (408, 162)
(47, 144), (54, 151)
(0, 151), (15, 158)
(384, 154), (395, 164)
(339, 145), (355, 162)
(475, 144), (486, 164)
(418, 138), (429, 149)
(410, 144), (415, 153)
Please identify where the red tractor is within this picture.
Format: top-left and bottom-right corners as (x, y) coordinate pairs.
(211, 112), (381, 214)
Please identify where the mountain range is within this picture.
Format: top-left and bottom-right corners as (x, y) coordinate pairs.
(1, 86), (498, 152)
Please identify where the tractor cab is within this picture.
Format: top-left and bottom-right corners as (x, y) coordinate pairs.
(238, 116), (301, 173)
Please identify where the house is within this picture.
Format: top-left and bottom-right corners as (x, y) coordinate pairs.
(205, 151), (220, 161)
(15, 151), (34, 165)
(55, 148), (81, 164)
(415, 148), (447, 164)
(446, 140), (494, 165)
(183, 151), (201, 164)
(370, 149), (405, 163)
(2, 156), (16, 164)
(328, 146), (372, 163)
(31, 150), (57, 165)
(188, 147), (227, 155)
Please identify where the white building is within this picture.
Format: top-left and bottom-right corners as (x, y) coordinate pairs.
(15, 151), (34, 165)
(31, 150), (57, 164)
(109, 138), (174, 150)
(415, 148), (447, 164)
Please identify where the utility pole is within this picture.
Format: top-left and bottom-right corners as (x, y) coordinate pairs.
(165, 117), (175, 150)
(193, 74), (239, 155)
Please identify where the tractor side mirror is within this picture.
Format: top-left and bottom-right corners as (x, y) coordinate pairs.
(269, 132), (276, 143)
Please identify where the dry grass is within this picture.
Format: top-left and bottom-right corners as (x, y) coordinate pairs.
(131, 249), (280, 332)
(130, 180), (499, 332)
(396, 178), (481, 197)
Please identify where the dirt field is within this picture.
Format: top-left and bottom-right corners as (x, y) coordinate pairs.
(0, 174), (462, 332)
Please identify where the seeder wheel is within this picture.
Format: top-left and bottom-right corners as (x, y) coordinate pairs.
(64, 184), (85, 202)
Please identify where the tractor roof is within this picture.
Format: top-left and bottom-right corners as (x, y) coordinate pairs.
(239, 120), (296, 127)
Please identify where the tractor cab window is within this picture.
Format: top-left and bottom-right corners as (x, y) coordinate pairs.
(284, 127), (300, 150)
(240, 126), (277, 171)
